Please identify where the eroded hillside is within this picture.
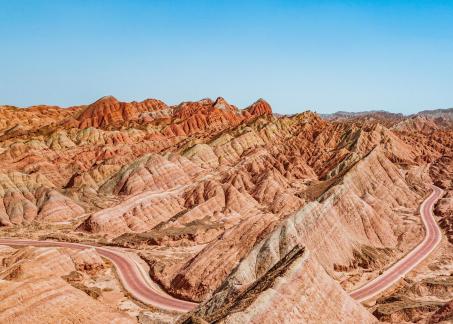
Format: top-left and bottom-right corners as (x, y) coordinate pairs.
(0, 97), (452, 323)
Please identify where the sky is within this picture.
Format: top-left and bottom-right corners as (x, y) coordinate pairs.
(1, 0), (453, 115)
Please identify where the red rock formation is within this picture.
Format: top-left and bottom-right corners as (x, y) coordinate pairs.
(0, 246), (134, 323)
(428, 299), (453, 323)
(2, 96), (453, 322)
(69, 96), (167, 129)
(244, 98), (273, 116)
(182, 247), (376, 323)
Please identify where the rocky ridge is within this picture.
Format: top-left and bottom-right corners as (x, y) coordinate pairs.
(1, 97), (452, 323)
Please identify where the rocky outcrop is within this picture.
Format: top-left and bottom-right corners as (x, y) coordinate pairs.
(428, 299), (453, 323)
(181, 246), (376, 323)
(243, 98), (273, 117)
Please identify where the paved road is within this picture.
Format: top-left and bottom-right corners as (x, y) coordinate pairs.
(0, 186), (443, 310)
(0, 238), (197, 312)
(350, 185), (444, 302)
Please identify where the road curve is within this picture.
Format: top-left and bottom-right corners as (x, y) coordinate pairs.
(0, 238), (197, 312)
(350, 185), (444, 302)
(0, 186), (444, 310)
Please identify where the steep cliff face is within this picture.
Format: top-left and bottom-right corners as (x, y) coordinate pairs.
(181, 247), (376, 324)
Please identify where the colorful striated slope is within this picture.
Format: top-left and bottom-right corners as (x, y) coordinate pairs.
(67, 96), (167, 129)
(1, 97), (452, 323)
(0, 245), (135, 323)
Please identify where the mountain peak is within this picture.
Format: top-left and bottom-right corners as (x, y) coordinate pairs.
(213, 97), (235, 111)
(92, 95), (119, 105)
(245, 98), (273, 116)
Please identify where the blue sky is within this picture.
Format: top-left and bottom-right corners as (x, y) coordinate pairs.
(1, 1), (453, 114)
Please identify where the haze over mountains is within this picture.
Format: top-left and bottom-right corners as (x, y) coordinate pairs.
(0, 96), (452, 323)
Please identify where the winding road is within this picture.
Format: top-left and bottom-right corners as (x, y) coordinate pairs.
(0, 238), (197, 312)
(0, 186), (444, 311)
(350, 185), (444, 302)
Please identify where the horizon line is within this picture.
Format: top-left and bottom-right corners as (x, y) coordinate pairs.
(1, 95), (452, 116)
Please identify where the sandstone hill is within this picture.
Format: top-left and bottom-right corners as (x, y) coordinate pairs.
(0, 245), (135, 323)
(0, 97), (452, 323)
